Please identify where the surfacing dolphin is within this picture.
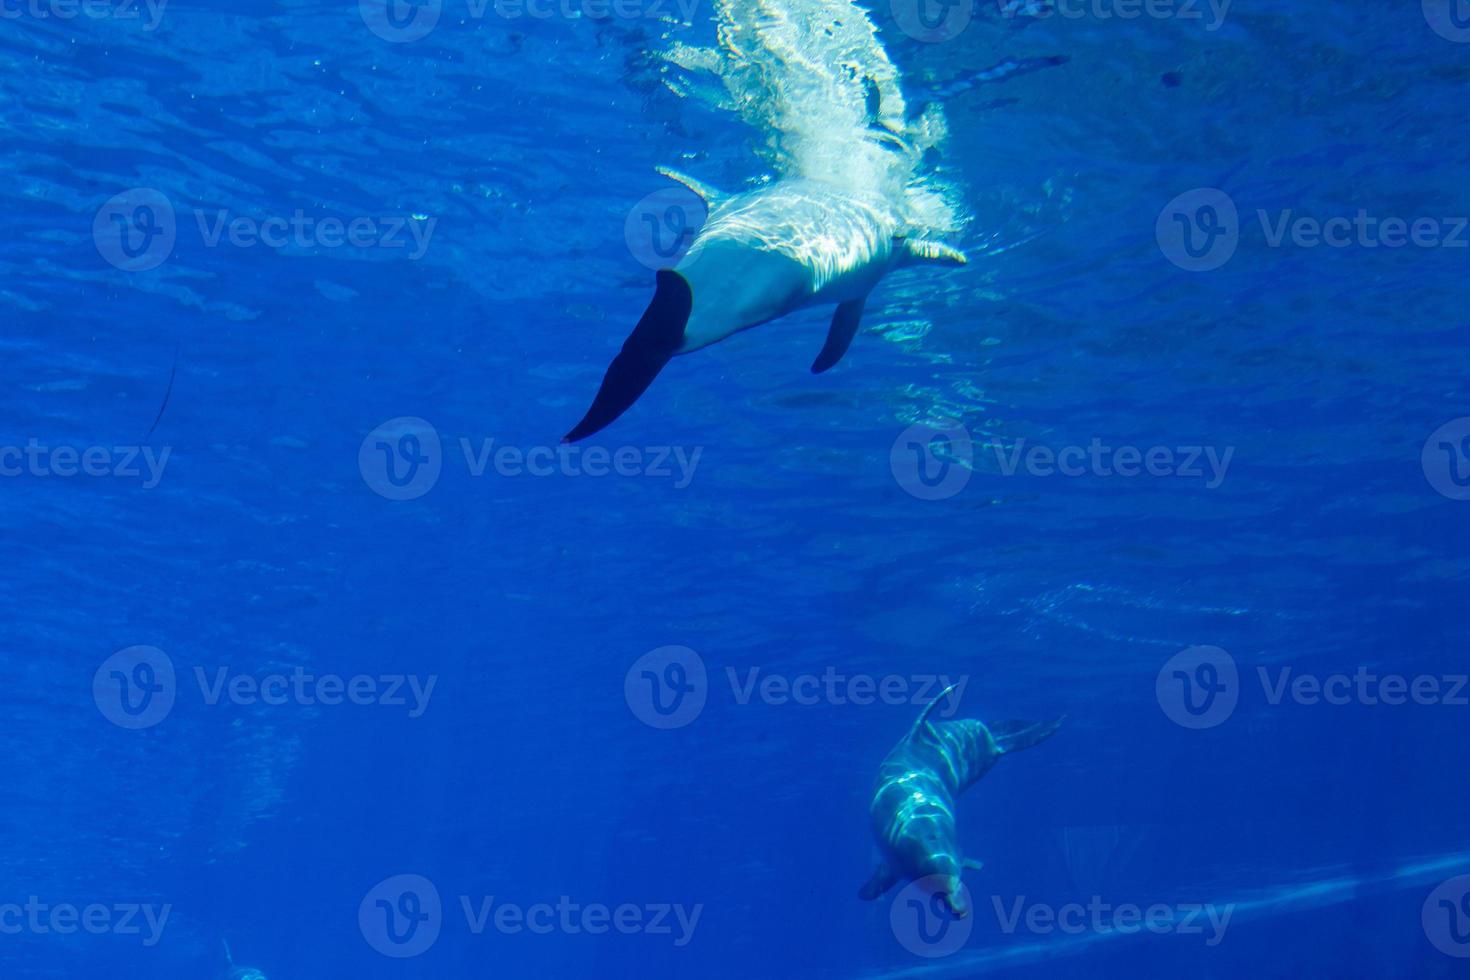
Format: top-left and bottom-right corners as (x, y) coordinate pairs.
(859, 684), (1062, 917)
(563, 173), (966, 442)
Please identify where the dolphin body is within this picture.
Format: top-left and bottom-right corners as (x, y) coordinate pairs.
(859, 684), (1063, 917)
(219, 941), (266, 980)
(562, 172), (966, 442)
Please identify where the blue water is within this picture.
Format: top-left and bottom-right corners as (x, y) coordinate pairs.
(5, 2), (1470, 978)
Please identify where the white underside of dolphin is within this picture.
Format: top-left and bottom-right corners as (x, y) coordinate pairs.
(562, 172), (965, 442)
(563, 0), (970, 442)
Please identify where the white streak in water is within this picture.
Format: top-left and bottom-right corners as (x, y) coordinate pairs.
(662, 0), (966, 240)
(859, 849), (1470, 979)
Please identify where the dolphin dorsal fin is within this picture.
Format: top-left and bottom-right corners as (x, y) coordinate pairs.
(655, 166), (727, 205)
(898, 238), (968, 268)
(906, 683), (959, 741)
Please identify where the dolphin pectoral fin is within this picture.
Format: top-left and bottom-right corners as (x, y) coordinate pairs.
(858, 862), (898, 901)
(655, 166), (727, 205)
(990, 715), (1066, 755)
(899, 238), (968, 268)
(811, 297), (867, 374)
(563, 270), (692, 443)
(962, 859), (985, 873)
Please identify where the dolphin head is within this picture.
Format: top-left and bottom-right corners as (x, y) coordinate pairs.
(880, 785), (970, 914)
(937, 876), (969, 918)
(919, 852), (969, 918)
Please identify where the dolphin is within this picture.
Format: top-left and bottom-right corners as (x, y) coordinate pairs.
(562, 172), (966, 442)
(859, 684), (1062, 917)
(219, 940), (266, 980)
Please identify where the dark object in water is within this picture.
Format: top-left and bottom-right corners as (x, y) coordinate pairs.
(563, 270), (692, 443)
(146, 343), (179, 438)
(1162, 71), (1183, 88)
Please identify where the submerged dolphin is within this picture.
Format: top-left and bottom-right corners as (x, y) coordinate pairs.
(859, 684), (1062, 917)
(219, 941), (266, 980)
(562, 172), (966, 442)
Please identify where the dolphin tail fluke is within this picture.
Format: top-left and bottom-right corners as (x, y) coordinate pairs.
(563, 270), (692, 443)
(990, 715), (1065, 755)
(858, 862), (898, 901)
(812, 296), (867, 374)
